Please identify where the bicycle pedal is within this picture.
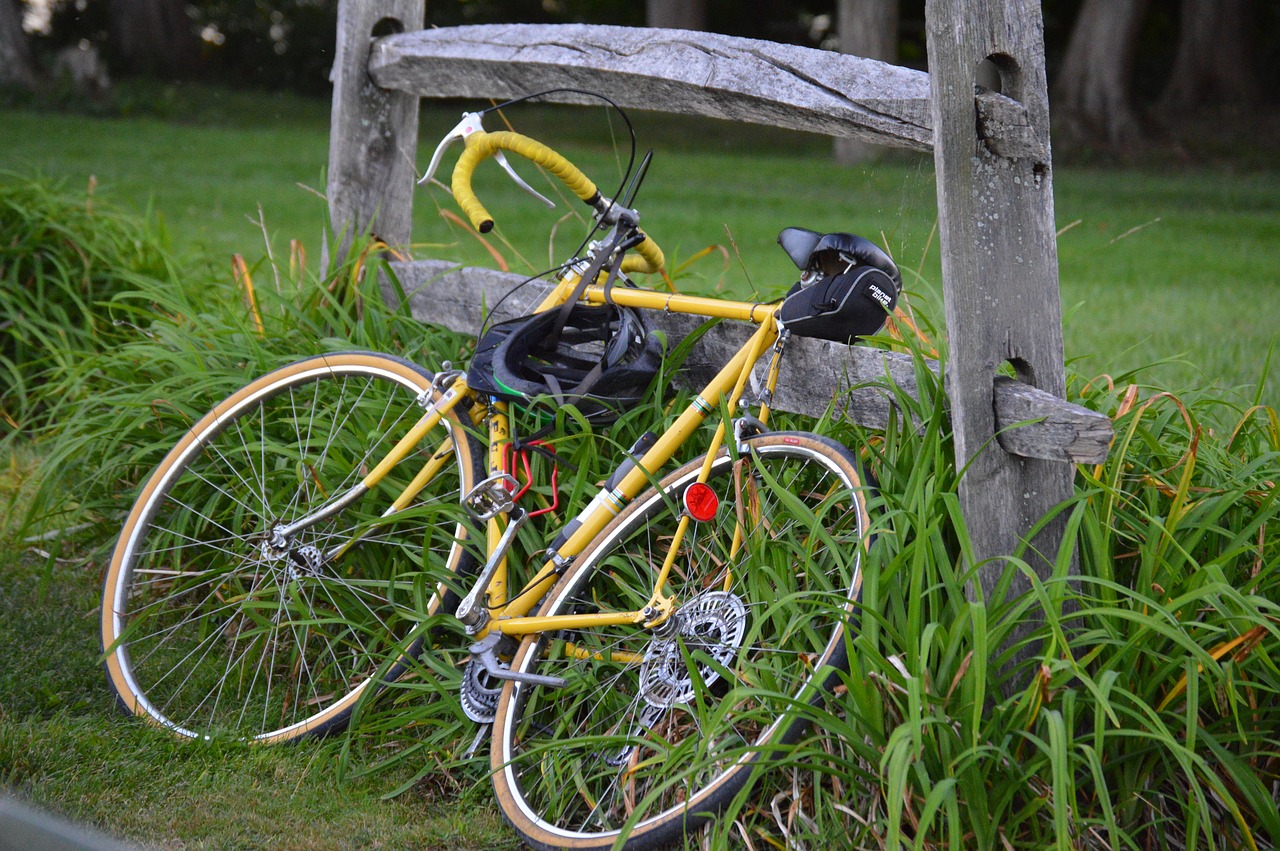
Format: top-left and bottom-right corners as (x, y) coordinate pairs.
(468, 634), (567, 689)
(463, 472), (518, 520)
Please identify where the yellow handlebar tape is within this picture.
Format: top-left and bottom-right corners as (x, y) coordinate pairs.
(451, 129), (665, 274)
(622, 231), (664, 275)
(451, 141), (498, 234)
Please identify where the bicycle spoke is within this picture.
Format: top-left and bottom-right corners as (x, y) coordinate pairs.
(103, 355), (482, 740)
(496, 435), (867, 848)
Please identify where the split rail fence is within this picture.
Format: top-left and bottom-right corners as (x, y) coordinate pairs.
(327, 0), (1113, 616)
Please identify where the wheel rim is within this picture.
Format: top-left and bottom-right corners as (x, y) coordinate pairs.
(103, 356), (478, 741)
(495, 437), (866, 846)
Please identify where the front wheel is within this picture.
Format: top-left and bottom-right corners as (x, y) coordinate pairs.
(101, 352), (483, 742)
(492, 432), (870, 850)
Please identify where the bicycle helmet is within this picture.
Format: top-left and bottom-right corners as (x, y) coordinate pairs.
(468, 303), (665, 424)
(776, 227), (901, 343)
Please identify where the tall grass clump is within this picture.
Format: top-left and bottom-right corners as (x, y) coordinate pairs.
(10, 187), (473, 545)
(305, 274), (1279, 849)
(0, 173), (184, 429)
(8, 175), (1278, 849)
(690, 337), (1280, 848)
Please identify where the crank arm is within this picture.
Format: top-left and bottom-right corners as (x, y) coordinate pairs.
(455, 506), (528, 629)
(468, 632), (567, 689)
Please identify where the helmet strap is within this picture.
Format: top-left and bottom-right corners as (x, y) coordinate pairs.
(547, 231), (627, 351)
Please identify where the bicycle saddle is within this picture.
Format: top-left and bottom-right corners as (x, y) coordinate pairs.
(777, 227), (901, 287)
(776, 227), (901, 343)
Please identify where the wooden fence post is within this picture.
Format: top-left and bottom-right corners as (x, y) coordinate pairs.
(926, 1), (1077, 630)
(326, 0), (424, 262)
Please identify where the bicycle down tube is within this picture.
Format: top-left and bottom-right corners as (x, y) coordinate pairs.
(305, 286), (785, 639)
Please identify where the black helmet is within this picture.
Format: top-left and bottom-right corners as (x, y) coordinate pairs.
(468, 303), (664, 424)
(776, 227), (902, 343)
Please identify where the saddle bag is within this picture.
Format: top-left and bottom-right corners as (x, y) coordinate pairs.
(777, 264), (898, 343)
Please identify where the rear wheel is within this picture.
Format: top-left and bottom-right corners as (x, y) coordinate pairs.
(492, 432), (869, 850)
(101, 352), (483, 742)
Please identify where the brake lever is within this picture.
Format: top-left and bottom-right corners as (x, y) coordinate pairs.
(418, 111), (483, 188)
(418, 111), (556, 210)
(493, 151), (556, 209)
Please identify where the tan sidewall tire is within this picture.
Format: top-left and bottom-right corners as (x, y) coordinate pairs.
(492, 432), (868, 850)
(101, 352), (480, 742)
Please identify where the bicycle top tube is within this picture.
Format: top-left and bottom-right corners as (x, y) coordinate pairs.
(532, 270), (779, 326)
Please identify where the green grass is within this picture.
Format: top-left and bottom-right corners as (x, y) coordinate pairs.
(0, 539), (514, 851)
(3, 87), (1280, 848)
(3, 88), (1278, 402)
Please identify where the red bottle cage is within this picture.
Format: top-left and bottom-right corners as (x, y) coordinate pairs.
(502, 441), (560, 518)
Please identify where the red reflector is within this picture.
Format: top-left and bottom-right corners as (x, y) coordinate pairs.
(683, 482), (719, 522)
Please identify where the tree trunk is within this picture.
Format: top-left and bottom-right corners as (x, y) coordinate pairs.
(106, 0), (197, 77)
(835, 0), (899, 164)
(1160, 0), (1258, 110)
(646, 0), (705, 31)
(1051, 0), (1150, 148)
(0, 0), (37, 90)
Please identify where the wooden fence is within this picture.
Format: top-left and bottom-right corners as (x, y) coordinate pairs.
(327, 0), (1113, 614)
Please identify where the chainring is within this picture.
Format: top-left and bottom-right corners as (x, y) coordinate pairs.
(460, 658), (502, 723)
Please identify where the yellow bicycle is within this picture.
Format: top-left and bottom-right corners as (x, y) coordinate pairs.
(100, 95), (899, 850)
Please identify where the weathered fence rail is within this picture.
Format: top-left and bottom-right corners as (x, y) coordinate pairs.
(329, 0), (1113, 615)
(369, 24), (935, 150)
(390, 260), (1111, 464)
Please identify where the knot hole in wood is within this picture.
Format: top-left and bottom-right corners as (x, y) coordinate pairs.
(1002, 356), (1035, 387)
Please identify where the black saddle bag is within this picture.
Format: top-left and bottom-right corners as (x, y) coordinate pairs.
(777, 265), (898, 343)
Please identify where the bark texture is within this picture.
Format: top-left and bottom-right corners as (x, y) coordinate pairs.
(1052, 0), (1150, 148)
(326, 0), (424, 262)
(371, 23), (934, 151)
(927, 0), (1077, 650)
(106, 0), (198, 77)
(0, 0), (37, 89)
(1160, 0), (1258, 109)
(646, 0), (706, 31)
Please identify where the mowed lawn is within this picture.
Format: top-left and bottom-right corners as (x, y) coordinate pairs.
(3, 89), (1279, 404)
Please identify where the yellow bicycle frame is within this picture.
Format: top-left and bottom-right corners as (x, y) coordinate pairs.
(342, 266), (786, 643)
(334, 122), (801, 644)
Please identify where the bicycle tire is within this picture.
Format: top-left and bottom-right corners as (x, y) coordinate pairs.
(492, 431), (869, 850)
(101, 352), (484, 742)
